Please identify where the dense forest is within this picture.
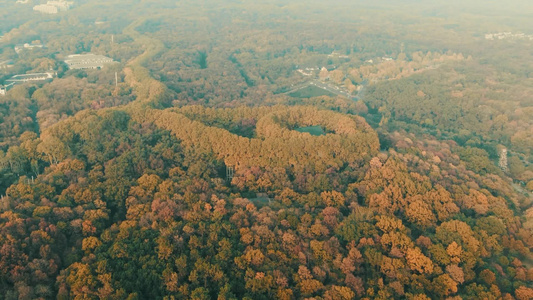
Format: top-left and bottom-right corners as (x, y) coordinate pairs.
(0, 0), (532, 299)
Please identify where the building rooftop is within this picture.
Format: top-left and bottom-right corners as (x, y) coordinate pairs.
(64, 54), (115, 70)
(5, 72), (55, 84)
(0, 60), (14, 66)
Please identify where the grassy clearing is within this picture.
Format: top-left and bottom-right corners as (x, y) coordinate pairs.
(295, 125), (326, 136)
(289, 85), (336, 98)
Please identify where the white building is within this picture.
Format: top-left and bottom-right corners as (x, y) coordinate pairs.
(0, 83), (15, 97)
(33, 4), (59, 14)
(33, 1), (73, 14)
(64, 54), (115, 69)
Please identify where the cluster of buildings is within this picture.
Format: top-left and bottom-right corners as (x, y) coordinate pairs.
(328, 51), (350, 59)
(297, 68), (315, 76)
(364, 57), (393, 64)
(0, 72), (56, 96)
(0, 2), (116, 98)
(33, 0), (73, 14)
(0, 53), (115, 96)
(64, 54), (114, 70)
(0, 60), (14, 70)
(296, 65), (337, 78)
(485, 32), (533, 41)
(1, 53), (115, 97)
(15, 43), (45, 54)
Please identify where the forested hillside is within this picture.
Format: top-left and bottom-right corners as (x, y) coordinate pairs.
(0, 0), (532, 299)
